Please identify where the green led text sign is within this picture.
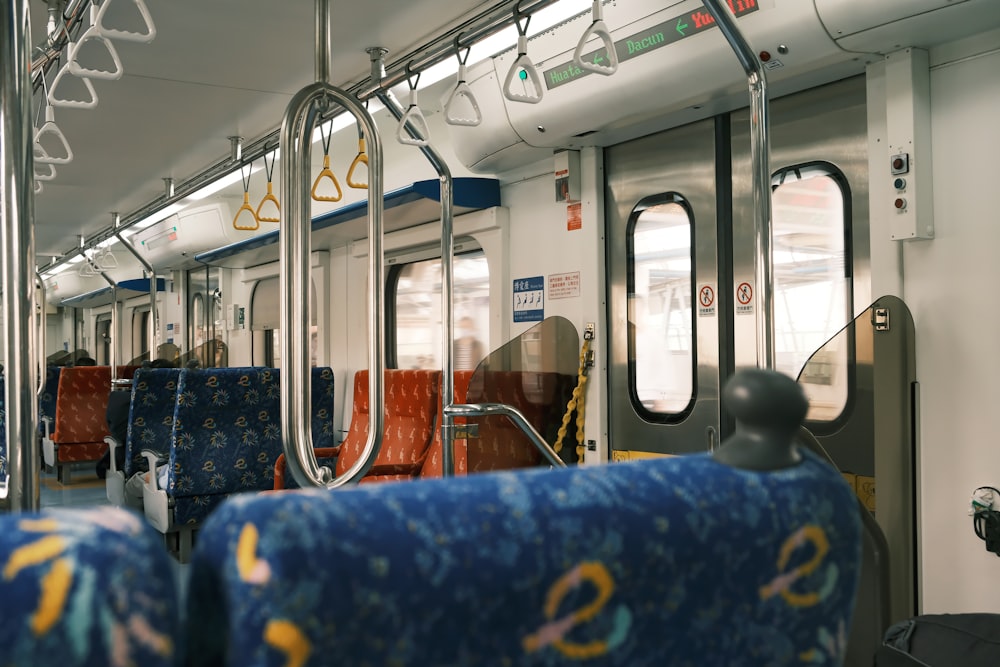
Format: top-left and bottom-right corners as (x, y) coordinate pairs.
(543, 0), (760, 90)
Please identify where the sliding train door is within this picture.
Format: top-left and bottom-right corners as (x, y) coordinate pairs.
(606, 76), (869, 457)
(606, 118), (722, 458)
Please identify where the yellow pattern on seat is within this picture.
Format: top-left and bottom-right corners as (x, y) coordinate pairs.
(32, 558), (72, 635)
(3, 535), (66, 579)
(759, 525), (830, 607)
(523, 561), (618, 660)
(265, 620), (311, 667)
(237, 523), (271, 585)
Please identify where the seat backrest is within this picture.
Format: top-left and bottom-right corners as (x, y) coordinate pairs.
(334, 369), (440, 483)
(465, 369), (576, 472)
(0, 506), (179, 666)
(126, 367), (183, 476)
(50, 366), (114, 443)
(168, 367), (336, 524)
(420, 370), (475, 478)
(184, 450), (863, 666)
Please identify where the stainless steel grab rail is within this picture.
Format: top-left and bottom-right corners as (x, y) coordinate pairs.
(1, 0), (40, 510)
(280, 0), (385, 488)
(444, 403), (567, 469)
(701, 0), (774, 370)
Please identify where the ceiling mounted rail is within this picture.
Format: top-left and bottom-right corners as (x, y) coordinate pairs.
(40, 0), (565, 273)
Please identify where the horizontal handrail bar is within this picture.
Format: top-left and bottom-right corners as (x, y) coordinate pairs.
(444, 402), (567, 468)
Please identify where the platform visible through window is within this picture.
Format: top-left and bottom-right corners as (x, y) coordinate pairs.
(628, 195), (694, 418)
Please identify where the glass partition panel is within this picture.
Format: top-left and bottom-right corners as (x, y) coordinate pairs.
(797, 294), (916, 663)
(464, 316), (580, 470)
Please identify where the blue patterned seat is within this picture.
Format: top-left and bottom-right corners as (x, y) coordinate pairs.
(105, 367), (182, 506)
(0, 506), (179, 666)
(143, 367), (335, 559)
(184, 449), (862, 666)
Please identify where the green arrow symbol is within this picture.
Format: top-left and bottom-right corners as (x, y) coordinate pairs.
(676, 18), (689, 36)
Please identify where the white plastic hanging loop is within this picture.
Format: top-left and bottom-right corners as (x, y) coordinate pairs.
(48, 58), (99, 109)
(33, 149), (58, 181)
(34, 105), (74, 165)
(397, 69), (430, 147)
(444, 44), (482, 127)
(503, 10), (544, 104)
(68, 4), (125, 80)
(96, 0), (156, 43)
(34, 180), (44, 195)
(573, 0), (618, 76)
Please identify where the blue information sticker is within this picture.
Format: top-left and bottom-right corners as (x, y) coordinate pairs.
(513, 276), (544, 323)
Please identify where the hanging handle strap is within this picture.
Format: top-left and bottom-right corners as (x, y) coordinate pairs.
(311, 122), (343, 202)
(346, 133), (369, 189)
(96, 0), (157, 43)
(34, 104), (74, 165)
(444, 44), (482, 127)
(573, 0), (618, 76)
(68, 3), (125, 81)
(397, 69), (430, 146)
(255, 149), (280, 223)
(48, 59), (99, 109)
(233, 163), (260, 230)
(503, 11), (543, 104)
(34, 159), (58, 182)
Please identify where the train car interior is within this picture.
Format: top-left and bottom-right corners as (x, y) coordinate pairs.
(3, 0), (1000, 664)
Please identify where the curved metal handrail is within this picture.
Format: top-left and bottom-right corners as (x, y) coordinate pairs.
(444, 403), (567, 469)
(280, 0), (385, 489)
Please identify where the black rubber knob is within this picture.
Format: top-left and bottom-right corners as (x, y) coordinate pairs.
(712, 368), (807, 470)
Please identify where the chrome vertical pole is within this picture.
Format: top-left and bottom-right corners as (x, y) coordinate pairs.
(1, 0), (40, 510)
(702, 0), (774, 370)
(281, 0), (385, 488)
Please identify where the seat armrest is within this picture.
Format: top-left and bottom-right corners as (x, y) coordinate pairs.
(41, 415), (53, 439)
(274, 446), (342, 489)
(140, 449), (166, 491)
(367, 460), (426, 477)
(104, 435), (122, 474)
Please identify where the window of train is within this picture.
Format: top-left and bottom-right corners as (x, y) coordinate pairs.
(249, 277), (318, 368)
(772, 164), (852, 422)
(131, 308), (150, 361)
(627, 194), (695, 418)
(95, 314), (112, 365)
(187, 267), (226, 368)
(389, 250), (490, 370)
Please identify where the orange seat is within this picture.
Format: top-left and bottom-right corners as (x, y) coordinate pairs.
(44, 365), (139, 484)
(274, 369), (440, 488)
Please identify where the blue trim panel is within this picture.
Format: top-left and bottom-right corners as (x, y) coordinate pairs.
(194, 177), (500, 267)
(60, 277), (166, 308)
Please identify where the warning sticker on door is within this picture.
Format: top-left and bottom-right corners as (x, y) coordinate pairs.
(736, 281), (754, 315)
(548, 271), (580, 300)
(698, 284), (716, 317)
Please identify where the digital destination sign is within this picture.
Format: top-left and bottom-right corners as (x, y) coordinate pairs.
(543, 0), (760, 90)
